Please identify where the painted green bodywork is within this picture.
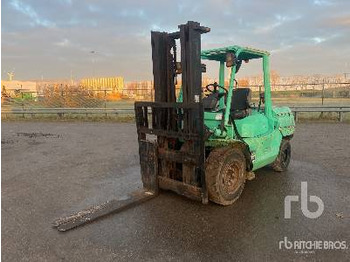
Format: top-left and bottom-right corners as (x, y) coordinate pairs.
(182, 45), (295, 171)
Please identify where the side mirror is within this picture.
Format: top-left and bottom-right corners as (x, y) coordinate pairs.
(225, 52), (236, 67)
(259, 92), (265, 104)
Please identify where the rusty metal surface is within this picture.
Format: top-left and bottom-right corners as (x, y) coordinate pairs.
(158, 176), (202, 202)
(158, 147), (198, 165)
(138, 141), (158, 194)
(134, 22), (209, 203)
(53, 189), (156, 232)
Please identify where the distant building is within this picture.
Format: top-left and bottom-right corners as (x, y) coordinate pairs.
(80, 77), (124, 93)
(1, 80), (37, 93)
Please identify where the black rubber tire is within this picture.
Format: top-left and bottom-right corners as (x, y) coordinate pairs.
(271, 139), (291, 172)
(205, 146), (246, 206)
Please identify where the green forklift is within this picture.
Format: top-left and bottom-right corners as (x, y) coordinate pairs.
(54, 21), (295, 232)
(135, 21), (295, 205)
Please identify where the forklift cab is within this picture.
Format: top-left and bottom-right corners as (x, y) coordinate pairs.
(200, 46), (273, 139)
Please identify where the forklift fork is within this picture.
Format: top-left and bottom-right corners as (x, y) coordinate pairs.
(53, 22), (209, 232)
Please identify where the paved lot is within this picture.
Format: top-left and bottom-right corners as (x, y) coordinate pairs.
(2, 121), (349, 261)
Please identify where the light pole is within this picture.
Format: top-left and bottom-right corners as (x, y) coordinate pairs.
(90, 50), (96, 77)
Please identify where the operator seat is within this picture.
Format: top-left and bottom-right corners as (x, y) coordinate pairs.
(203, 92), (225, 111)
(230, 88), (252, 119)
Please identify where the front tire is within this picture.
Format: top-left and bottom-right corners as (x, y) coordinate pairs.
(271, 139), (291, 172)
(206, 147), (246, 206)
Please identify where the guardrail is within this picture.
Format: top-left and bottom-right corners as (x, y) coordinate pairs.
(289, 106), (350, 122)
(2, 106), (350, 122)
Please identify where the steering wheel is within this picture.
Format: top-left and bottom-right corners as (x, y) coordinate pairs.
(205, 82), (228, 95)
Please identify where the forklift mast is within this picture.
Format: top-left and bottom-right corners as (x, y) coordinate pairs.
(135, 21), (210, 203)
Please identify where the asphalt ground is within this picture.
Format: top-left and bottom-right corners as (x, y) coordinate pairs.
(2, 122), (349, 261)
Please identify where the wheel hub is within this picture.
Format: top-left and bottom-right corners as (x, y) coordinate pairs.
(221, 163), (240, 194)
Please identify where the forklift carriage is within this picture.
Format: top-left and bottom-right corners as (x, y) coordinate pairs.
(135, 21), (210, 203)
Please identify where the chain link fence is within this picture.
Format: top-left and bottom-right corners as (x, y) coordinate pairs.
(1, 81), (350, 119)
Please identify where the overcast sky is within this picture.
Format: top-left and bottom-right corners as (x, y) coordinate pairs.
(2, 0), (350, 81)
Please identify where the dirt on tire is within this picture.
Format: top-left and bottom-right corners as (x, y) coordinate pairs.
(206, 146), (246, 205)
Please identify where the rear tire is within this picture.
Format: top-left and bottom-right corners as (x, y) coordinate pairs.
(206, 147), (246, 206)
(271, 139), (291, 172)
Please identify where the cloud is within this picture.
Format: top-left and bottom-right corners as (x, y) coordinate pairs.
(254, 14), (301, 34)
(9, 0), (55, 28)
(88, 4), (100, 13)
(55, 38), (70, 47)
(313, 0), (334, 6)
(2, 0), (350, 80)
(330, 15), (350, 26)
(313, 37), (325, 44)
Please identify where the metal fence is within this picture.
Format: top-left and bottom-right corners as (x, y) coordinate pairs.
(1, 82), (350, 117)
(251, 82), (350, 105)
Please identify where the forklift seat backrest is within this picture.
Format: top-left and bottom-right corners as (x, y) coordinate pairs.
(230, 88), (252, 119)
(203, 92), (225, 111)
(203, 93), (218, 110)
